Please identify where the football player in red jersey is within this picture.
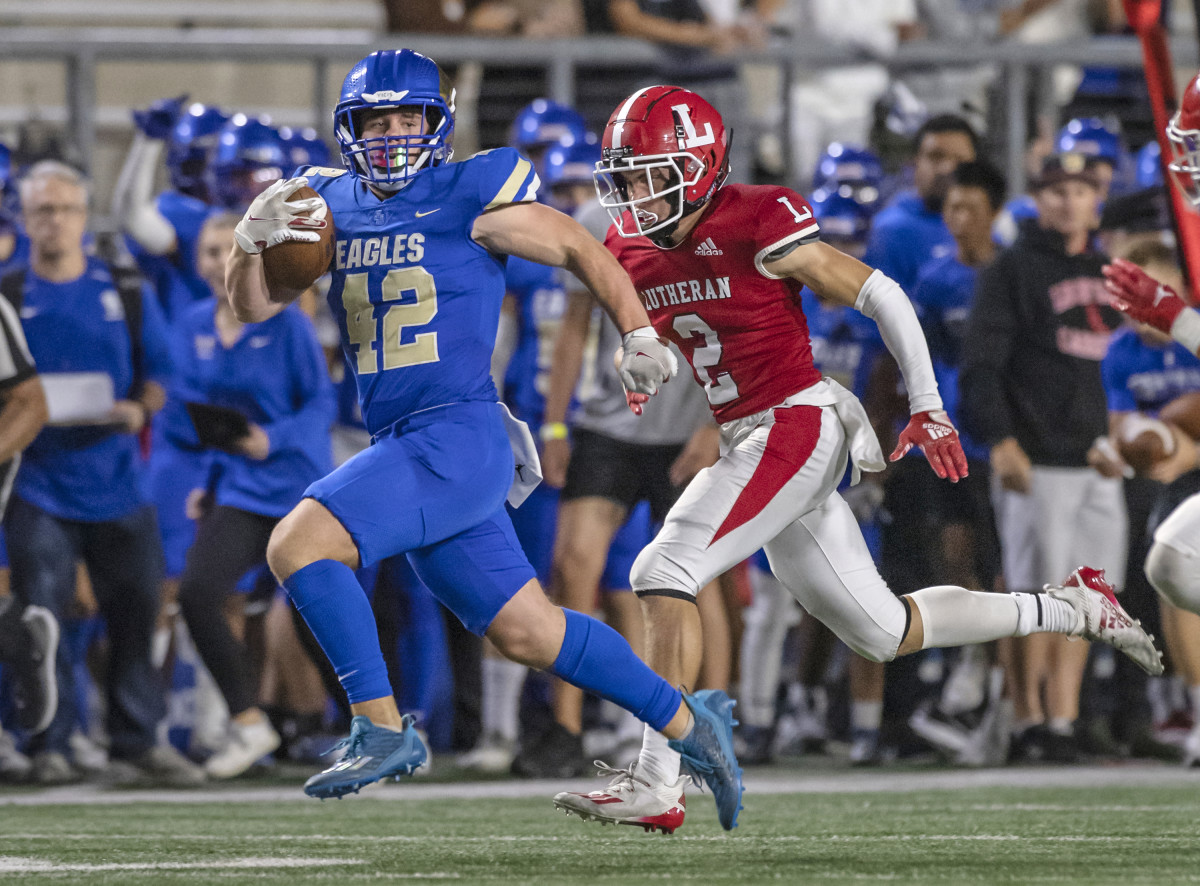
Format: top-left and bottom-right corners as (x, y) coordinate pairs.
(1102, 72), (1200, 765)
(553, 86), (1164, 831)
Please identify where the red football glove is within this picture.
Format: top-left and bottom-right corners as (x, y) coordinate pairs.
(1103, 258), (1187, 334)
(626, 391), (650, 416)
(890, 410), (969, 482)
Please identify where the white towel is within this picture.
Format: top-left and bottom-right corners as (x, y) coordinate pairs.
(498, 402), (542, 507)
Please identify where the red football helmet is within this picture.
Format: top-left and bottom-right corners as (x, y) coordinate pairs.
(1167, 72), (1200, 206)
(594, 85), (730, 241)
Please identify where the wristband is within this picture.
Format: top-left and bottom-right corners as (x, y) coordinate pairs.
(539, 422), (568, 442)
(1171, 308), (1200, 356)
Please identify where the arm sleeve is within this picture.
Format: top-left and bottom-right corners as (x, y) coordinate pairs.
(112, 135), (178, 256)
(0, 290), (37, 392)
(262, 313), (336, 455)
(854, 270), (942, 414)
(959, 258), (1018, 445)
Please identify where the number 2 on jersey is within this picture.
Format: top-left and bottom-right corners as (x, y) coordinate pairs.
(672, 313), (738, 405)
(341, 268), (439, 375)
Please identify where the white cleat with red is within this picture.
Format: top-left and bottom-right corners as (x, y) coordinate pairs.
(1046, 567), (1165, 676)
(553, 761), (688, 834)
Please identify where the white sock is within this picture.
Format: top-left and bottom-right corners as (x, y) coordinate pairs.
(481, 657), (526, 743)
(1012, 593), (1079, 636)
(908, 585), (1078, 648)
(637, 724), (681, 786)
(1047, 717), (1073, 737)
(851, 700), (883, 733)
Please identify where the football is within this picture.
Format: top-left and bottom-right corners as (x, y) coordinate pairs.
(1160, 390), (1200, 440)
(261, 186), (334, 294)
(1116, 413), (1177, 474)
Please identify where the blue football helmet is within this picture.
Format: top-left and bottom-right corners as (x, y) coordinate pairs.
(1136, 140), (1163, 189)
(166, 103), (230, 201)
(281, 126), (333, 170)
(812, 143), (883, 211)
(511, 99), (588, 153)
(205, 114), (289, 211)
(334, 49), (455, 191)
(543, 133), (601, 188)
(1056, 118), (1123, 167)
(543, 132), (601, 211)
(810, 188), (871, 256)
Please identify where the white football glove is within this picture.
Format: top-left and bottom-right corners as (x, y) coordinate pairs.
(233, 176), (327, 255)
(618, 326), (678, 395)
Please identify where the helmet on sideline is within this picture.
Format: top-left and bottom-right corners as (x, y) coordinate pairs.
(205, 115), (289, 211)
(166, 103), (230, 201)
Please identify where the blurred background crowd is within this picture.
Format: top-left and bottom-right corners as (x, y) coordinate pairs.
(0, 0), (1199, 787)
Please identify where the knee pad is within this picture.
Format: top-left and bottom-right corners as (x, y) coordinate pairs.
(1146, 540), (1200, 614)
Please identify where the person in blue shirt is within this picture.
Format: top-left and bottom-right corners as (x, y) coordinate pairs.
(2, 161), (203, 786)
(1096, 241), (1200, 766)
(112, 99), (230, 324)
(225, 49), (743, 826)
(909, 160), (1008, 594)
(163, 212), (334, 780)
(862, 115), (979, 293)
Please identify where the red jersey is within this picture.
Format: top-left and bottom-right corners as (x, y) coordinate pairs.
(606, 183), (824, 422)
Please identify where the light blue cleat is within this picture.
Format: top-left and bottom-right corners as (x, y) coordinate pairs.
(668, 689), (744, 830)
(304, 714), (427, 799)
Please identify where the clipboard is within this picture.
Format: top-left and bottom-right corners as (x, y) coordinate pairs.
(184, 401), (251, 451)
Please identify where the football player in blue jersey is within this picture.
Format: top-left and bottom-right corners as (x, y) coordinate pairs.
(225, 49), (744, 827)
(862, 115), (978, 292)
(113, 99), (230, 324)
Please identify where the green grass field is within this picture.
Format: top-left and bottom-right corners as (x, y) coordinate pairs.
(3, 766), (1199, 884)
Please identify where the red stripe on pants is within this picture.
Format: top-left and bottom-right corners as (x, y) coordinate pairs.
(709, 405), (822, 545)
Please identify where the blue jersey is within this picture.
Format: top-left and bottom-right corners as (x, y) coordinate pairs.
(17, 258), (172, 521)
(910, 253), (988, 461)
(166, 299), (334, 518)
(1102, 327), (1200, 414)
(862, 191), (955, 292)
(801, 291), (882, 398)
(307, 148), (539, 435)
(127, 190), (213, 324)
(503, 255), (567, 430)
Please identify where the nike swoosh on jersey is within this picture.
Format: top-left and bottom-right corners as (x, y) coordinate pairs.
(415, 209), (441, 218)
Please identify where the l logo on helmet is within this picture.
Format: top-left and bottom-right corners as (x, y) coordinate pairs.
(672, 103), (715, 150)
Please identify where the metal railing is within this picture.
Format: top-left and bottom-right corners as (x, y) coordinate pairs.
(0, 26), (1195, 193)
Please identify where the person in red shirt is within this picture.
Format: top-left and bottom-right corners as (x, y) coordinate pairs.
(553, 86), (1163, 833)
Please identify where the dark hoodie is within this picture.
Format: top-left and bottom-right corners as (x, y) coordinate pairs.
(960, 219), (1123, 467)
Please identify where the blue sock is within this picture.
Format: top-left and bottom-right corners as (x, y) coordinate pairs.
(283, 560), (393, 705)
(551, 609), (681, 732)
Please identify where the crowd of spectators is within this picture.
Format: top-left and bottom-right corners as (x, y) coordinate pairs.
(0, 0), (1198, 787)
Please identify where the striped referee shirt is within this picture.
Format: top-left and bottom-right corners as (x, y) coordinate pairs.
(0, 284), (37, 514)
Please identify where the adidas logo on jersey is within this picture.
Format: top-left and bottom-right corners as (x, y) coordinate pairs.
(694, 237), (723, 256)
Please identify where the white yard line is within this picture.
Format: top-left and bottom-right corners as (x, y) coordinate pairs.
(0, 856), (355, 873)
(0, 764), (1194, 807)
